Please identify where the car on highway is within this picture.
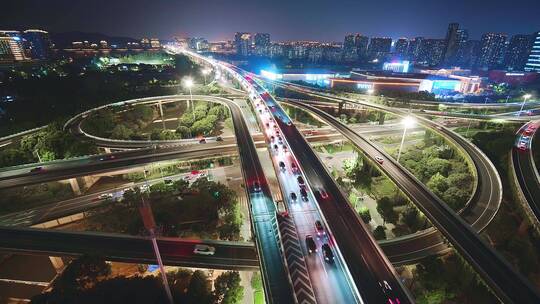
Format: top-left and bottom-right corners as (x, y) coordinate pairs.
(98, 193), (114, 200)
(30, 166), (44, 173)
(193, 244), (216, 256)
(286, 121), (293, 126)
(199, 138), (206, 144)
(99, 155), (116, 161)
(318, 189), (329, 199)
(315, 220), (325, 236)
(279, 161), (286, 171)
(290, 192), (297, 202)
(276, 200), (288, 217)
(297, 176), (305, 187)
(270, 136), (275, 142)
(273, 144), (279, 150)
(140, 184), (150, 193)
(300, 188), (308, 201)
(265, 122), (270, 128)
(282, 145), (288, 153)
(321, 243), (334, 263)
(375, 156), (384, 164)
(252, 181), (262, 193)
(216, 136), (223, 142)
(305, 235), (317, 253)
(379, 281), (400, 304)
(291, 162), (299, 173)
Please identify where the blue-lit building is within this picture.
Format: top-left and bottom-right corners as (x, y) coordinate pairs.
(330, 71), (463, 95)
(260, 69), (337, 86)
(525, 31), (540, 72)
(22, 29), (52, 60)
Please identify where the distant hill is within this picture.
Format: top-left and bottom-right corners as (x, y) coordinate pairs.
(51, 31), (139, 48)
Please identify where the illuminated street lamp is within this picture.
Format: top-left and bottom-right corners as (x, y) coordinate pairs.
(519, 94), (532, 116)
(183, 77), (195, 120)
(397, 116), (416, 163)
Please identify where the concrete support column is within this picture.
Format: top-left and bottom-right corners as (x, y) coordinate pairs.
(68, 178), (81, 195)
(49, 256), (65, 273)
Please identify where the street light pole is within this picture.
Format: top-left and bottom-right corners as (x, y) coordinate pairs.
(519, 94), (532, 116)
(397, 116), (416, 163)
(183, 77), (195, 121)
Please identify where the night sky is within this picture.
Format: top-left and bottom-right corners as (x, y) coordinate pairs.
(2, 0), (539, 41)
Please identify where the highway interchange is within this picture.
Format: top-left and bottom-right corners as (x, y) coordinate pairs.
(0, 48), (539, 303)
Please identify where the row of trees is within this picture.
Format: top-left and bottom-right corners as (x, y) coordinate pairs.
(32, 256), (244, 304)
(0, 122), (97, 168)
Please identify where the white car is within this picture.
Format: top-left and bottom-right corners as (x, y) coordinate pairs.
(98, 193), (114, 200)
(193, 244), (216, 256)
(375, 156), (384, 164)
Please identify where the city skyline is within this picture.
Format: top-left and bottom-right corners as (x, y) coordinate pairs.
(2, 0), (539, 41)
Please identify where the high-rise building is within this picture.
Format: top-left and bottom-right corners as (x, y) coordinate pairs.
(393, 38), (409, 59)
(254, 33), (270, 56)
(22, 29), (52, 59)
(0, 31), (27, 62)
(452, 29), (470, 66)
(443, 23), (459, 64)
(525, 31), (540, 72)
(343, 34), (357, 61)
(150, 38), (161, 49)
(234, 32), (252, 56)
(418, 39), (446, 66)
(406, 37), (424, 62)
(477, 33), (507, 69)
(140, 38), (151, 49)
(354, 34), (369, 58)
(367, 37), (392, 61)
(505, 34), (534, 71)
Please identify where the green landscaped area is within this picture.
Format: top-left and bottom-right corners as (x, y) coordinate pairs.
(74, 177), (243, 241)
(82, 99), (232, 141)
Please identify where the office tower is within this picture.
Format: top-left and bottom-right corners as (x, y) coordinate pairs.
(354, 34), (369, 58)
(0, 31), (27, 62)
(22, 29), (52, 60)
(525, 31), (540, 72)
(406, 37), (424, 62)
(477, 33), (507, 69)
(367, 37), (392, 61)
(394, 38), (409, 59)
(452, 29), (470, 66)
(418, 39), (446, 66)
(343, 34), (357, 61)
(443, 23), (459, 63)
(254, 33), (270, 56)
(234, 32), (252, 56)
(505, 34), (534, 71)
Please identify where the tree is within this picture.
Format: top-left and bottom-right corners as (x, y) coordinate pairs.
(52, 255), (111, 293)
(426, 173), (448, 197)
(176, 126), (191, 138)
(218, 204), (243, 241)
(447, 172), (472, 190)
(111, 124), (133, 140)
(425, 158), (451, 177)
(213, 271), (244, 304)
(358, 207), (372, 224)
(159, 130), (178, 140)
(374, 225), (387, 240)
(377, 197), (398, 224)
(402, 207), (423, 231)
(185, 270), (212, 304)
